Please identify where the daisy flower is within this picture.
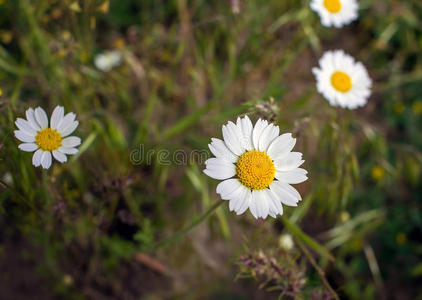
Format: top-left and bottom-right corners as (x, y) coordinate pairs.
(14, 106), (81, 169)
(204, 116), (308, 219)
(310, 0), (358, 28)
(312, 50), (372, 109)
(94, 50), (122, 72)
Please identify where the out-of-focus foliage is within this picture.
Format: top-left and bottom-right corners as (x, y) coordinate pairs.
(0, 0), (421, 299)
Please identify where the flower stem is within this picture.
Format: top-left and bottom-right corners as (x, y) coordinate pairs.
(151, 199), (224, 251)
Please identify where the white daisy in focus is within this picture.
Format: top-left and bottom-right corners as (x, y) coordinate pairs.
(94, 50), (122, 72)
(312, 50), (372, 109)
(15, 106), (81, 169)
(204, 116), (308, 219)
(310, 0), (358, 28)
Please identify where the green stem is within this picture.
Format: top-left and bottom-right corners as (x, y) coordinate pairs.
(151, 200), (224, 251)
(42, 170), (52, 205)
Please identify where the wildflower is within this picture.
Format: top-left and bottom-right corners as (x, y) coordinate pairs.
(279, 234), (294, 250)
(61, 30), (71, 41)
(2, 172), (13, 185)
(94, 50), (122, 72)
(15, 106), (81, 169)
(0, 30), (12, 44)
(395, 232), (407, 245)
(62, 274), (74, 286)
(98, 0), (110, 14)
(412, 100), (422, 115)
(313, 50), (372, 109)
(371, 166), (384, 181)
(393, 102), (405, 115)
(113, 38), (125, 49)
(310, 0), (358, 28)
(340, 211), (350, 223)
(204, 116), (307, 219)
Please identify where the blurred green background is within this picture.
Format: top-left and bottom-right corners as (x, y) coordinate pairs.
(0, 0), (421, 299)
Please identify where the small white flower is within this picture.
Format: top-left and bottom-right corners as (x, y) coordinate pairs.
(279, 234), (294, 250)
(2, 172), (13, 185)
(94, 50), (122, 72)
(313, 50), (372, 109)
(310, 0), (358, 28)
(14, 106), (81, 169)
(204, 116), (308, 219)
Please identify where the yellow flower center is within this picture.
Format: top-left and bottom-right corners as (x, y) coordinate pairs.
(35, 128), (62, 151)
(331, 71), (352, 93)
(236, 150), (275, 190)
(323, 0), (342, 13)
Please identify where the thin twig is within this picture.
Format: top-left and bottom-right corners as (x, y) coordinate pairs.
(295, 238), (340, 300)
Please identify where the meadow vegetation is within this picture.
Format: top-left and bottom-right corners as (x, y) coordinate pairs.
(0, 0), (422, 299)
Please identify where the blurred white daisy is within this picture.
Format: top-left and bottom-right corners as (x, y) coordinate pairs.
(313, 50), (372, 109)
(310, 0), (358, 28)
(94, 50), (122, 72)
(15, 106), (81, 169)
(204, 116), (307, 219)
(279, 234), (294, 250)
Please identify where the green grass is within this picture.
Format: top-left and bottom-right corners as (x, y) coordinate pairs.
(0, 0), (422, 299)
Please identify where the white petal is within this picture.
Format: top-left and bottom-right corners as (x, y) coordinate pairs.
(41, 151), (52, 169)
(208, 138), (238, 163)
(229, 197), (239, 211)
(222, 122), (245, 156)
(25, 108), (41, 130)
(58, 147), (78, 155)
(267, 188), (284, 215)
(275, 168), (308, 184)
(252, 190), (269, 219)
(203, 168), (235, 181)
(267, 133), (296, 161)
(216, 179), (242, 199)
(35, 107), (48, 129)
(14, 130), (35, 143)
(57, 113), (76, 133)
(32, 149), (43, 167)
(252, 119), (268, 150)
(223, 184), (249, 213)
(233, 185), (249, 213)
(281, 182), (302, 201)
(274, 152), (304, 171)
(249, 191), (259, 219)
(59, 121), (79, 137)
(258, 123), (279, 151)
(266, 189), (280, 218)
(236, 116), (254, 151)
(204, 158), (236, 180)
(61, 136), (81, 148)
(236, 189), (252, 215)
(15, 118), (37, 136)
(270, 181), (299, 207)
(50, 106), (64, 129)
(53, 150), (67, 163)
(18, 143), (38, 152)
